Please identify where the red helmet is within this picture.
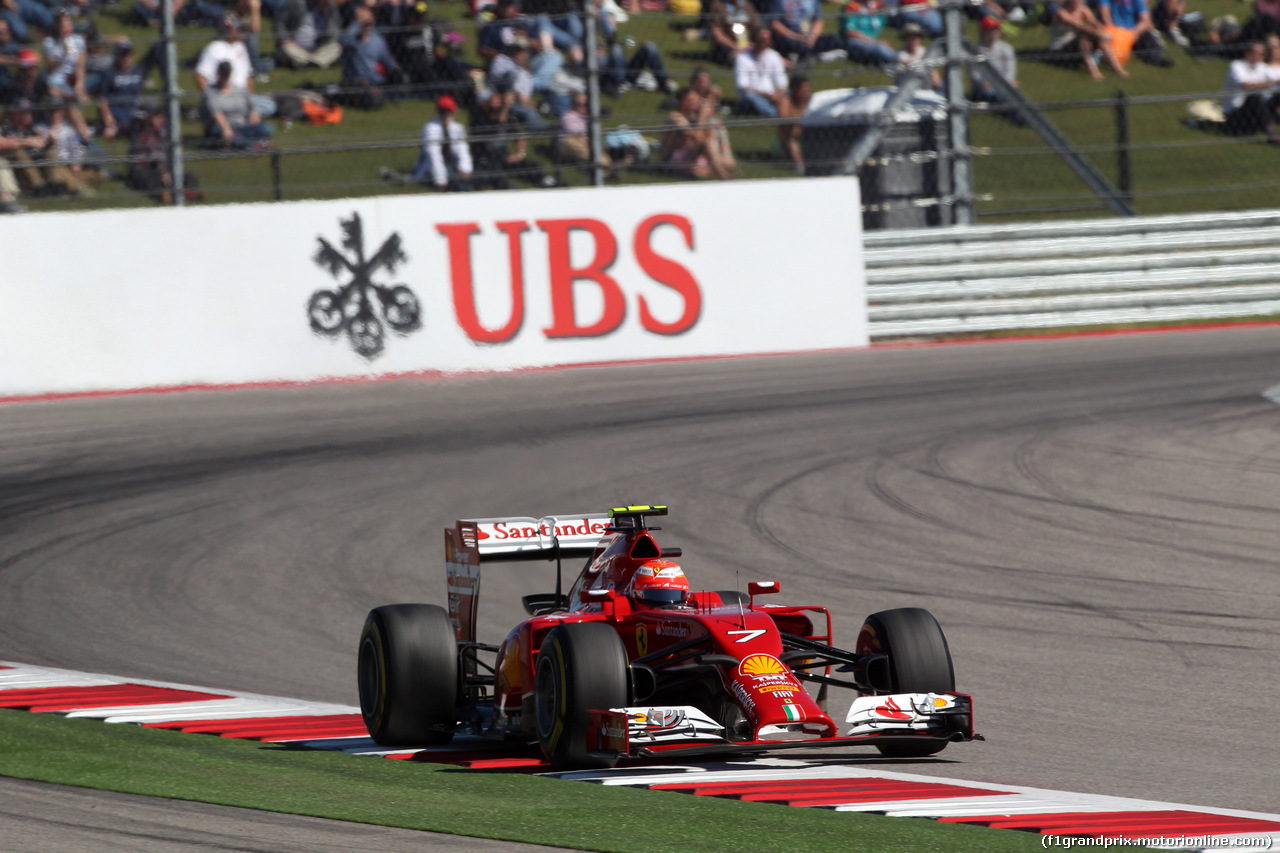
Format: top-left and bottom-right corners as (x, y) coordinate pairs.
(628, 560), (689, 607)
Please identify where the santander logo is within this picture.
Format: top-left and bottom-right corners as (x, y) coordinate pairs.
(477, 519), (609, 542)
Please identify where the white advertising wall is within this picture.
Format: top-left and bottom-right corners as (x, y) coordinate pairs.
(0, 178), (867, 397)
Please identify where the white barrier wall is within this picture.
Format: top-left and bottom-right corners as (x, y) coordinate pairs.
(0, 178), (866, 397)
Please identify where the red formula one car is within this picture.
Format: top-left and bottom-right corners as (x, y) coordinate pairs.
(358, 505), (980, 769)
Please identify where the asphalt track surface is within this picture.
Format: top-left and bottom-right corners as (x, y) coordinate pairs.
(2, 326), (1279, 846)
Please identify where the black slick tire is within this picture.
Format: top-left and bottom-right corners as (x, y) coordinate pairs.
(358, 603), (457, 746)
(534, 621), (628, 770)
(856, 606), (955, 757)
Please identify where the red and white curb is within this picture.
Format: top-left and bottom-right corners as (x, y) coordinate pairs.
(3, 661), (1277, 849)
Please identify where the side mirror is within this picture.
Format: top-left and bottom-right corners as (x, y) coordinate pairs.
(748, 581), (780, 608)
(579, 588), (629, 619)
(522, 593), (568, 616)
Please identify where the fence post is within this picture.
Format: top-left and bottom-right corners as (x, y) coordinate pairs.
(942, 0), (973, 225)
(584, 3), (604, 187)
(271, 150), (283, 201)
(160, 0), (184, 207)
(1114, 89), (1131, 204)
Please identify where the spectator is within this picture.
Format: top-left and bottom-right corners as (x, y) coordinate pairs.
(768, 0), (845, 62)
(970, 15), (1021, 118)
(0, 48), (47, 107)
(1244, 0), (1280, 44)
(657, 86), (737, 179)
(556, 90), (612, 171)
(133, 0), (224, 28)
(887, 0), (943, 38)
(1050, 0), (1128, 80)
(839, 0), (897, 67)
(893, 22), (940, 89)
(734, 26), (786, 117)
(398, 18), (475, 108)
(0, 98), (34, 211)
(82, 32), (117, 97)
(689, 66), (724, 114)
(339, 4), (401, 108)
(195, 17), (277, 116)
(127, 103), (201, 203)
(0, 19), (19, 91)
(2, 0), (55, 45)
(43, 9), (92, 139)
(470, 86), (555, 188)
(1222, 41), (1280, 139)
(705, 0), (760, 66)
(415, 94), (473, 189)
(203, 59), (273, 149)
(529, 34), (573, 115)
(602, 37), (673, 96)
(776, 73), (809, 174)
(1098, 0), (1173, 66)
(233, 0), (275, 79)
(489, 35), (544, 129)
(478, 0), (526, 62)
(95, 41), (144, 139)
(0, 157), (20, 211)
(276, 0), (342, 69)
(0, 97), (72, 197)
(1152, 0), (1202, 46)
(39, 96), (99, 195)
(1267, 31), (1280, 71)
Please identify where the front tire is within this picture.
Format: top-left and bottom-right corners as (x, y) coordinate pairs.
(358, 603), (457, 746)
(856, 607), (955, 757)
(534, 622), (628, 770)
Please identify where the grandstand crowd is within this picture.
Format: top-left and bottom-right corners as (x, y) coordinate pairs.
(4, 0), (1280, 211)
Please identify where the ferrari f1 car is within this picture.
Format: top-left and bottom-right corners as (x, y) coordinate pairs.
(357, 505), (980, 769)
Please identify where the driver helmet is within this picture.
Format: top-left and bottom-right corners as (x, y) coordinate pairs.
(628, 560), (690, 607)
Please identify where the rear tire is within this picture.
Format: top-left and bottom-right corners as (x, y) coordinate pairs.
(534, 622), (628, 770)
(856, 607), (955, 757)
(358, 603), (457, 746)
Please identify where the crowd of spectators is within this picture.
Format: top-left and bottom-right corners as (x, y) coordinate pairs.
(8, 0), (1280, 213)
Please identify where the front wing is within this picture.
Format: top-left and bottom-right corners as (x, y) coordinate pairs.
(585, 692), (979, 761)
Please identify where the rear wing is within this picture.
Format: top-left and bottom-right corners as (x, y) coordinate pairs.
(445, 514), (611, 643)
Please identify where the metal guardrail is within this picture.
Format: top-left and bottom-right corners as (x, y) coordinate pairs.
(863, 211), (1280, 337)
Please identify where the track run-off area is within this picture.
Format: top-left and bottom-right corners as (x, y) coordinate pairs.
(2, 325), (1279, 846)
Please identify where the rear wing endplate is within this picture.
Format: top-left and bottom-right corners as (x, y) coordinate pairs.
(445, 514), (611, 642)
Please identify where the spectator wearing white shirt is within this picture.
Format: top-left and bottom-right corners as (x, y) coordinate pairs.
(43, 10), (92, 140)
(734, 27), (787, 117)
(411, 95), (472, 190)
(1223, 41), (1280, 140)
(195, 17), (277, 116)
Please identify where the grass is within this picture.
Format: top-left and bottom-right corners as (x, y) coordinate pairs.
(0, 709), (1043, 852)
(24, 0), (1279, 217)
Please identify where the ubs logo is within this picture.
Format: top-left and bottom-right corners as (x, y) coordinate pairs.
(307, 212), (422, 358)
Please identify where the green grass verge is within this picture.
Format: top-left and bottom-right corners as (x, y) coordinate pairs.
(0, 710), (1040, 852)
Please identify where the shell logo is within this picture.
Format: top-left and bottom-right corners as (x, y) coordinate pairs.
(739, 654), (786, 676)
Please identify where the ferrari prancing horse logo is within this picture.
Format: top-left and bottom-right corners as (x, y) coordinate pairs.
(636, 624), (649, 656)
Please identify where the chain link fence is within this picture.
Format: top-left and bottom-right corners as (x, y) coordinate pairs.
(4, 4), (1280, 222)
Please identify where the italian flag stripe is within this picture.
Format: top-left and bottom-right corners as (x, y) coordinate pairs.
(782, 704), (801, 721)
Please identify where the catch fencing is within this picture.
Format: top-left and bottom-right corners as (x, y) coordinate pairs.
(864, 209), (1280, 337)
